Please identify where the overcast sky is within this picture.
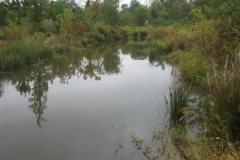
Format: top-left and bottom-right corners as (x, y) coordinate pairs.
(119, 0), (147, 5)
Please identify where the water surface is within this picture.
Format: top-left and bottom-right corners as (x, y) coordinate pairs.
(0, 43), (173, 160)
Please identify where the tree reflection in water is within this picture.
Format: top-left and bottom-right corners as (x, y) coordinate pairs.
(0, 43), (122, 127)
(0, 81), (4, 97)
(0, 43), (167, 128)
(28, 69), (52, 128)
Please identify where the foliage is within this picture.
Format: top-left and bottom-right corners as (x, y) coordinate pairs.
(118, 10), (137, 26)
(135, 6), (150, 26)
(168, 126), (240, 160)
(102, 0), (119, 26)
(178, 51), (210, 83)
(41, 19), (58, 34)
(0, 0), (240, 157)
(129, 0), (140, 11)
(206, 62), (240, 142)
(149, 0), (192, 26)
(89, 2), (103, 22)
(85, 0), (90, 9)
(0, 39), (53, 71)
(48, 0), (68, 21)
(2, 21), (29, 40)
(165, 82), (190, 125)
(0, 2), (8, 26)
(121, 26), (148, 40)
(57, 9), (74, 34)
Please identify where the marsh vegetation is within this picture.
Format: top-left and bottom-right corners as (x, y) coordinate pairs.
(0, 0), (240, 159)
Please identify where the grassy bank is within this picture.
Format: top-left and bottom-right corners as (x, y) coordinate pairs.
(150, 21), (240, 159)
(119, 14), (238, 159)
(0, 39), (53, 71)
(0, 24), (151, 72)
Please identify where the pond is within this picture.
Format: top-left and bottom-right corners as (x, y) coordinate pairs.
(0, 43), (174, 160)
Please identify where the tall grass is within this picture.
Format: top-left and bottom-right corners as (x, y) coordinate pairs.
(206, 62), (240, 141)
(178, 50), (210, 84)
(148, 27), (186, 61)
(165, 82), (190, 125)
(0, 39), (53, 71)
(168, 126), (240, 160)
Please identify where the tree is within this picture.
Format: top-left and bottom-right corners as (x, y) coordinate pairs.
(89, 2), (103, 22)
(102, 0), (119, 26)
(135, 6), (150, 26)
(129, 0), (140, 11)
(85, 0), (90, 8)
(0, 2), (8, 26)
(118, 9), (136, 26)
(150, 0), (162, 18)
(47, 0), (67, 20)
(121, 4), (128, 11)
(29, 0), (49, 23)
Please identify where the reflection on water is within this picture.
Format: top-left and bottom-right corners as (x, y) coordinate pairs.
(28, 71), (50, 128)
(0, 82), (4, 97)
(0, 44), (122, 128)
(0, 43), (174, 160)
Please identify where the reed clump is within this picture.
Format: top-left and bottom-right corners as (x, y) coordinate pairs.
(206, 61), (240, 142)
(165, 82), (190, 125)
(0, 39), (53, 71)
(148, 27), (187, 61)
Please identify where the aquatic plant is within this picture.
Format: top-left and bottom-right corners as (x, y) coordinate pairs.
(165, 82), (190, 125)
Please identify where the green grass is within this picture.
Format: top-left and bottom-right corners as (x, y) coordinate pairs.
(178, 50), (210, 84)
(0, 40), (53, 71)
(206, 64), (240, 142)
(165, 82), (190, 125)
(168, 126), (240, 160)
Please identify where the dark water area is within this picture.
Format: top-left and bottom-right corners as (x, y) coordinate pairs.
(0, 43), (174, 160)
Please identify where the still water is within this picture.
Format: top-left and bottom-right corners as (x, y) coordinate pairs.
(0, 43), (174, 160)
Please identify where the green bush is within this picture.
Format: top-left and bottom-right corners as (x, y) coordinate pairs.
(149, 39), (174, 60)
(81, 36), (89, 47)
(179, 51), (209, 83)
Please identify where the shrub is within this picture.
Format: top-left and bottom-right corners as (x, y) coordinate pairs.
(81, 36), (89, 47)
(41, 19), (58, 34)
(179, 51), (209, 83)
